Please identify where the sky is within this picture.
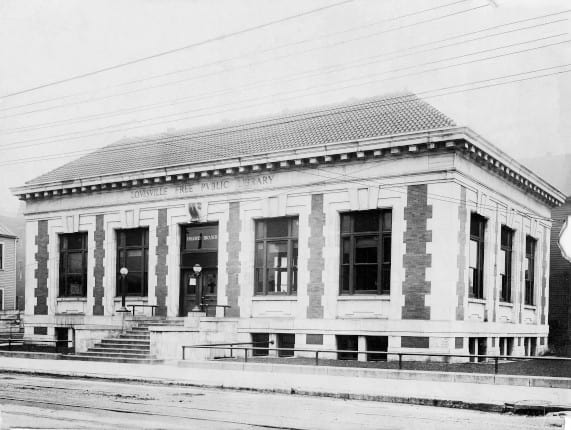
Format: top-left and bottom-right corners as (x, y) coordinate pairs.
(0, 0), (570, 216)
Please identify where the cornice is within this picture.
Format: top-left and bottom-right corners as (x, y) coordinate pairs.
(10, 127), (565, 208)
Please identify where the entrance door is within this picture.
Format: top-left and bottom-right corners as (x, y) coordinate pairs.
(180, 224), (218, 316)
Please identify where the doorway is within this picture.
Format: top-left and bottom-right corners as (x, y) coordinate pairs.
(180, 223), (218, 317)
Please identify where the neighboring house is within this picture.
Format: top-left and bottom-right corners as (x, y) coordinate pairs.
(0, 222), (18, 311)
(0, 215), (26, 310)
(10, 92), (564, 360)
(548, 197), (571, 355)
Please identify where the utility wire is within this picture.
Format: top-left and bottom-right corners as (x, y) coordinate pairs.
(2, 65), (570, 169)
(0, 1), (491, 117)
(2, 18), (565, 136)
(0, 0), (353, 99)
(2, 36), (568, 150)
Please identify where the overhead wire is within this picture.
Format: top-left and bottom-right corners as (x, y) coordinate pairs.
(2, 17), (566, 136)
(0, 1), (492, 118)
(1, 36), (569, 152)
(0, 0), (354, 100)
(2, 64), (570, 172)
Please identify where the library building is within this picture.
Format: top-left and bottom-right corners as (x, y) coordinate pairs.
(12, 92), (564, 362)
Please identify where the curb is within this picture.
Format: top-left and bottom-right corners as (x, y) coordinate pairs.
(0, 367), (505, 413)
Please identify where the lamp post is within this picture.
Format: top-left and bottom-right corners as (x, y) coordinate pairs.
(118, 267), (129, 313)
(191, 264), (203, 312)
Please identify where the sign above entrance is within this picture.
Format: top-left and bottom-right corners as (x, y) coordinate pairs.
(129, 174), (275, 201)
(184, 225), (218, 250)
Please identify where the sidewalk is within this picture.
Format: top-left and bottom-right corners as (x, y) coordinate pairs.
(0, 354), (569, 413)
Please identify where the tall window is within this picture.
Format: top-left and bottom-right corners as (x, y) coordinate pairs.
(254, 217), (298, 295)
(59, 233), (88, 297)
(499, 226), (513, 302)
(0, 243), (3, 270)
(340, 209), (392, 295)
(524, 236), (536, 305)
(116, 228), (149, 297)
(469, 213), (486, 299)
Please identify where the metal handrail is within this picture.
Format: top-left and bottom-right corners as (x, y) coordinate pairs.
(182, 341), (273, 360)
(181, 343), (571, 374)
(130, 304), (158, 316)
(0, 337), (73, 351)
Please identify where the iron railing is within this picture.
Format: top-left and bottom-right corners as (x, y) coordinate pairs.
(181, 343), (571, 375)
(130, 304), (158, 316)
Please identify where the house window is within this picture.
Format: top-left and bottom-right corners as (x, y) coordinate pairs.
(499, 226), (513, 302)
(116, 228), (148, 297)
(524, 236), (536, 305)
(277, 333), (295, 358)
(0, 243), (3, 270)
(251, 333), (270, 357)
(336, 335), (358, 360)
(340, 209), (392, 295)
(59, 233), (88, 297)
(469, 213), (486, 299)
(254, 217), (298, 295)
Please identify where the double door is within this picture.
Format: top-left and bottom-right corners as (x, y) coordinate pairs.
(180, 224), (218, 317)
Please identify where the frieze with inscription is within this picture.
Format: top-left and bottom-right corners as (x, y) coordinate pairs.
(130, 174), (275, 200)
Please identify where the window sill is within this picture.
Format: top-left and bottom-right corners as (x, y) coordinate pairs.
(252, 295), (297, 301)
(57, 297), (87, 302)
(338, 295), (390, 301)
(524, 305), (537, 310)
(468, 298), (486, 304)
(499, 302), (513, 307)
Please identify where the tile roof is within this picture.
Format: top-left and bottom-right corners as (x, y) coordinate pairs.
(0, 222), (17, 238)
(27, 92), (456, 185)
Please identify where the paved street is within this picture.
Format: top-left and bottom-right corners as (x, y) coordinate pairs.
(0, 373), (558, 429)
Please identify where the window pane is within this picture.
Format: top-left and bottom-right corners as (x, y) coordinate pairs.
(66, 274), (84, 296)
(341, 214), (350, 233)
(255, 268), (264, 294)
(380, 264), (390, 292)
(124, 229), (143, 247)
(291, 268), (297, 293)
(268, 242), (288, 268)
(355, 236), (378, 263)
(255, 242), (264, 266)
(469, 240), (478, 268)
(291, 218), (298, 237)
(470, 215), (484, 237)
(498, 250), (506, 275)
(341, 266), (350, 292)
(353, 211), (379, 232)
(255, 221), (264, 239)
(292, 241), (298, 268)
(126, 273), (142, 295)
(126, 249), (143, 271)
(268, 268), (288, 293)
(382, 235), (391, 263)
(341, 238), (351, 264)
(382, 211), (392, 231)
(67, 253), (83, 273)
(266, 219), (289, 238)
(66, 234), (84, 250)
(204, 271), (217, 295)
(354, 265), (378, 291)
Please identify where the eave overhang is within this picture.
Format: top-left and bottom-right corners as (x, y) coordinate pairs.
(10, 126), (566, 208)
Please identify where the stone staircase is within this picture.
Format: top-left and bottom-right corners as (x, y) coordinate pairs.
(66, 318), (184, 363)
(0, 311), (23, 344)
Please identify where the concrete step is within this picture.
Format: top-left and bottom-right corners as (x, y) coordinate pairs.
(101, 339), (150, 347)
(64, 355), (162, 364)
(94, 342), (150, 351)
(79, 351), (153, 359)
(89, 347), (150, 354)
(119, 333), (150, 339)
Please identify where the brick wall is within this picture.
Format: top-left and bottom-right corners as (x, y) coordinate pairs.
(93, 214), (105, 315)
(456, 186), (467, 320)
(307, 194), (325, 319)
(402, 184), (432, 320)
(155, 208), (169, 317)
(34, 220), (49, 315)
(225, 202), (241, 317)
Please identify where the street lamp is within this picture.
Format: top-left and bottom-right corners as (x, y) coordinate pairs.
(191, 264), (203, 312)
(118, 267), (129, 313)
